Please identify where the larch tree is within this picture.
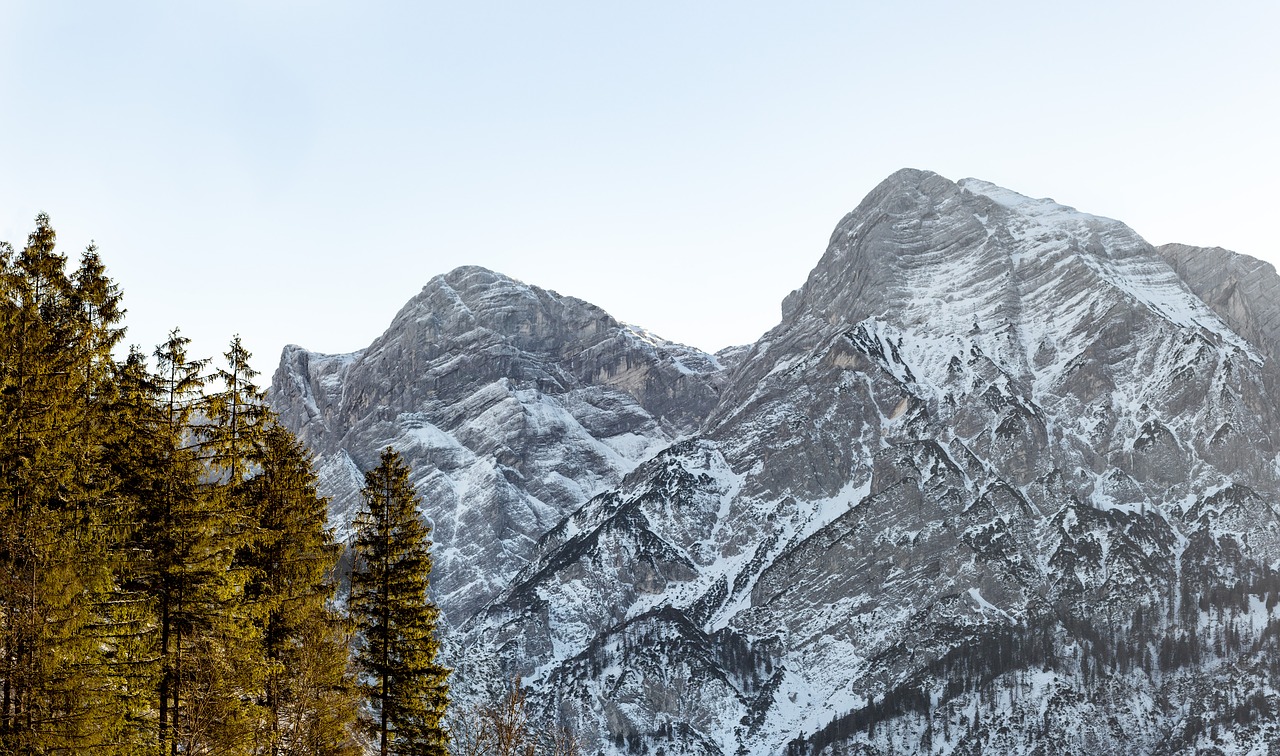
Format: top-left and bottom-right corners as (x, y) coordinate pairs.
(448, 678), (581, 756)
(350, 448), (450, 756)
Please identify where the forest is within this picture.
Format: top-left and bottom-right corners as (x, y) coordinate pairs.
(0, 216), (575, 755)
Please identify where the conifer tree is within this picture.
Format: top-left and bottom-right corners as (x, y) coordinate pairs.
(162, 329), (273, 755)
(104, 339), (253, 756)
(64, 246), (135, 754)
(152, 328), (260, 754)
(100, 347), (171, 754)
(0, 216), (118, 752)
(205, 334), (267, 482)
(242, 424), (360, 756)
(0, 217), (379, 755)
(350, 448), (449, 756)
(183, 335), (278, 754)
(68, 243), (125, 465)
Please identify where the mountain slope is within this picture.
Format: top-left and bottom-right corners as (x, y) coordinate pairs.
(451, 170), (1280, 755)
(1157, 242), (1280, 369)
(268, 265), (724, 619)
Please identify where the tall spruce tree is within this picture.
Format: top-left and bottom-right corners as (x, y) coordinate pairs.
(161, 330), (274, 755)
(0, 217), (119, 753)
(187, 336), (277, 754)
(68, 243), (125, 470)
(0, 217), (375, 755)
(350, 448), (449, 756)
(151, 328), (212, 755)
(101, 347), (173, 755)
(242, 424), (360, 756)
(204, 334), (267, 482)
(152, 328), (263, 754)
(65, 244), (133, 754)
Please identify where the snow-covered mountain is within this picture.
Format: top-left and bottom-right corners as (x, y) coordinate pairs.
(268, 265), (725, 620)
(271, 170), (1280, 754)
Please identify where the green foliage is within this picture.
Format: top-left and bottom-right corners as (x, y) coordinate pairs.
(204, 334), (268, 481)
(151, 327), (262, 755)
(242, 425), (361, 756)
(0, 215), (121, 753)
(0, 216), (365, 755)
(352, 448), (450, 756)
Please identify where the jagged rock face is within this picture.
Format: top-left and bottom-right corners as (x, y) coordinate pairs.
(268, 265), (723, 620)
(1157, 243), (1280, 359)
(1158, 243), (1280, 399)
(454, 171), (1280, 755)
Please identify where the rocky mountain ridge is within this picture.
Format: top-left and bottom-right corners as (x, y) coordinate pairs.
(269, 265), (725, 619)
(271, 170), (1280, 754)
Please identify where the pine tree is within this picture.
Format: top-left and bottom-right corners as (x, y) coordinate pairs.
(242, 424), (360, 756)
(350, 448), (449, 756)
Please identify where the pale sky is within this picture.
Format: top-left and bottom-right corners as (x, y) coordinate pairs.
(1, 1), (1276, 380)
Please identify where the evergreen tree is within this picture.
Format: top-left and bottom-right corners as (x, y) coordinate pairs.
(350, 448), (449, 756)
(152, 328), (266, 754)
(99, 347), (171, 754)
(0, 217), (372, 755)
(105, 337), (255, 755)
(64, 247), (136, 755)
(183, 335), (278, 754)
(68, 243), (125, 465)
(242, 424), (360, 755)
(0, 216), (118, 753)
(161, 329), (271, 756)
(204, 334), (267, 482)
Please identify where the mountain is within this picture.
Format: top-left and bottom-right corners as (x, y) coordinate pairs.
(271, 170), (1280, 755)
(1157, 243), (1280, 372)
(268, 265), (725, 620)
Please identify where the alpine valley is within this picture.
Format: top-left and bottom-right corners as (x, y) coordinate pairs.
(269, 169), (1280, 755)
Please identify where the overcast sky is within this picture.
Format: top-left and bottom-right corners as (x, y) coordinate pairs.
(0, 1), (1276, 380)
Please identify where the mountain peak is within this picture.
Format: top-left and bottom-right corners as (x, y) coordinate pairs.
(873, 166), (945, 191)
(268, 266), (725, 619)
(448, 173), (1280, 754)
(272, 171), (1280, 755)
(376, 265), (608, 359)
(780, 169), (982, 325)
(958, 177), (1069, 212)
(780, 170), (1229, 348)
(431, 264), (534, 301)
(722, 169), (1258, 489)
